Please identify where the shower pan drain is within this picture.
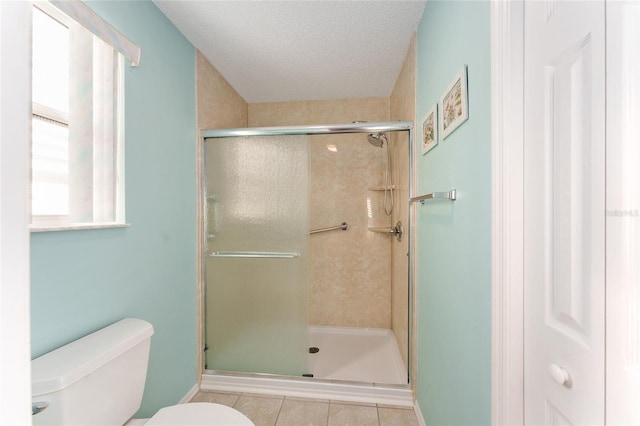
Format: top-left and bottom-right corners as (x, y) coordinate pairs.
(309, 347), (320, 354)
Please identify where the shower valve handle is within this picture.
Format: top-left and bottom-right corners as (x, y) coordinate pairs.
(389, 221), (403, 242)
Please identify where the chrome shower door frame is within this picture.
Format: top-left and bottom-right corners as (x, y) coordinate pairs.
(198, 121), (416, 399)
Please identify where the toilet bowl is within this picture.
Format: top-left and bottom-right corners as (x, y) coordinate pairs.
(143, 402), (252, 425)
(125, 403), (253, 426)
(31, 318), (253, 426)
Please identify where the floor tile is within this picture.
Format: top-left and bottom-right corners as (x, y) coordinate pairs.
(190, 389), (422, 426)
(328, 403), (379, 426)
(234, 395), (284, 426)
(189, 390), (240, 407)
(275, 399), (329, 426)
(242, 392), (286, 400)
(375, 403), (415, 410)
(330, 399), (376, 407)
(378, 407), (420, 426)
(285, 395), (331, 403)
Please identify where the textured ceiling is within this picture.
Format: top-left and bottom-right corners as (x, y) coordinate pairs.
(153, 0), (426, 103)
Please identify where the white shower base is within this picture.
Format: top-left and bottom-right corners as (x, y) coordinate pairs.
(201, 326), (411, 406)
(308, 326), (407, 385)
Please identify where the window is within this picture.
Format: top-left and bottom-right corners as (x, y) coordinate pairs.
(31, 2), (126, 230)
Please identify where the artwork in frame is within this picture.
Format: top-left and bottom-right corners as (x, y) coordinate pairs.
(439, 65), (469, 139)
(421, 104), (438, 155)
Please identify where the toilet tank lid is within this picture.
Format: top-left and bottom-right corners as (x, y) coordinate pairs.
(32, 318), (154, 396)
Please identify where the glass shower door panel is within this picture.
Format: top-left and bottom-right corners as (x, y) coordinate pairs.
(205, 136), (309, 376)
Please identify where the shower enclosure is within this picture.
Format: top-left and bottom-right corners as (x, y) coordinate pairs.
(201, 122), (414, 400)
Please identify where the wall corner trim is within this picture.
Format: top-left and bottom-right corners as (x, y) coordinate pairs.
(414, 400), (427, 426)
(490, 0), (525, 425)
(178, 384), (200, 404)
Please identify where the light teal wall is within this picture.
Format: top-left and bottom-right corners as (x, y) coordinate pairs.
(30, 1), (197, 418)
(415, 1), (491, 424)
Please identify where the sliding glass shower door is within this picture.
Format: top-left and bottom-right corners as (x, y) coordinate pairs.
(204, 135), (309, 376)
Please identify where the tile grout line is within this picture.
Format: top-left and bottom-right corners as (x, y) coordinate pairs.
(273, 405), (283, 426)
(272, 396), (285, 426)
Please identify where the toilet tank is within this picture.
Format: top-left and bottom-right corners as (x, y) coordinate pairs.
(32, 318), (154, 426)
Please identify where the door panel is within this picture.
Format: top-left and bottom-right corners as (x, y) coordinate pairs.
(524, 1), (605, 424)
(204, 135), (309, 376)
(546, 34), (593, 347)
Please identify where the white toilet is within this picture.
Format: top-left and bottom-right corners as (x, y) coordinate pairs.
(31, 318), (253, 425)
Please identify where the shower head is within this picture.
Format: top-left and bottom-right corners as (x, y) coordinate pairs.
(367, 133), (385, 148)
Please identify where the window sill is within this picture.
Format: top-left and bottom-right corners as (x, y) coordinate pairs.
(30, 222), (131, 233)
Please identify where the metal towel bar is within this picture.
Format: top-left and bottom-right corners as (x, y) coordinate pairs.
(209, 251), (300, 259)
(410, 189), (457, 204)
(310, 222), (349, 234)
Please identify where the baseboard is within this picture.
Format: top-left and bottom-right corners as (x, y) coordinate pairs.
(178, 383), (200, 404)
(414, 400), (427, 426)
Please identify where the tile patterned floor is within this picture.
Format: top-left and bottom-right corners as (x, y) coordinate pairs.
(190, 390), (420, 426)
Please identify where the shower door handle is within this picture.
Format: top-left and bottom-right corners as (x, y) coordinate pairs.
(209, 251), (300, 259)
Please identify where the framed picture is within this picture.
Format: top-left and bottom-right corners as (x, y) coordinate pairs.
(439, 66), (469, 139)
(421, 104), (438, 155)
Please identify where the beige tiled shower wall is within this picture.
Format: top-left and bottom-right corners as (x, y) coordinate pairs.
(250, 99), (393, 328)
(197, 50), (248, 129)
(389, 36), (416, 374)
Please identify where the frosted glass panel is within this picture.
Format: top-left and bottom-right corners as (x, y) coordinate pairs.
(205, 135), (309, 376)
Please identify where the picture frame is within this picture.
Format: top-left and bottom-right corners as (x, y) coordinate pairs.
(439, 65), (469, 139)
(421, 104), (438, 155)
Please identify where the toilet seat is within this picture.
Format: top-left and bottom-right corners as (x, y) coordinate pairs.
(145, 402), (254, 426)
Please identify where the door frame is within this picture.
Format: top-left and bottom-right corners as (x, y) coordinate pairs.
(490, 0), (525, 424)
(0, 2), (33, 424)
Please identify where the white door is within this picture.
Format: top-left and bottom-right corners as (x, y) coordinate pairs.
(524, 1), (605, 424)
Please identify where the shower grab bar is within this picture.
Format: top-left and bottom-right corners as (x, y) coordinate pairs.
(209, 251), (300, 259)
(410, 189), (457, 204)
(310, 222), (349, 235)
